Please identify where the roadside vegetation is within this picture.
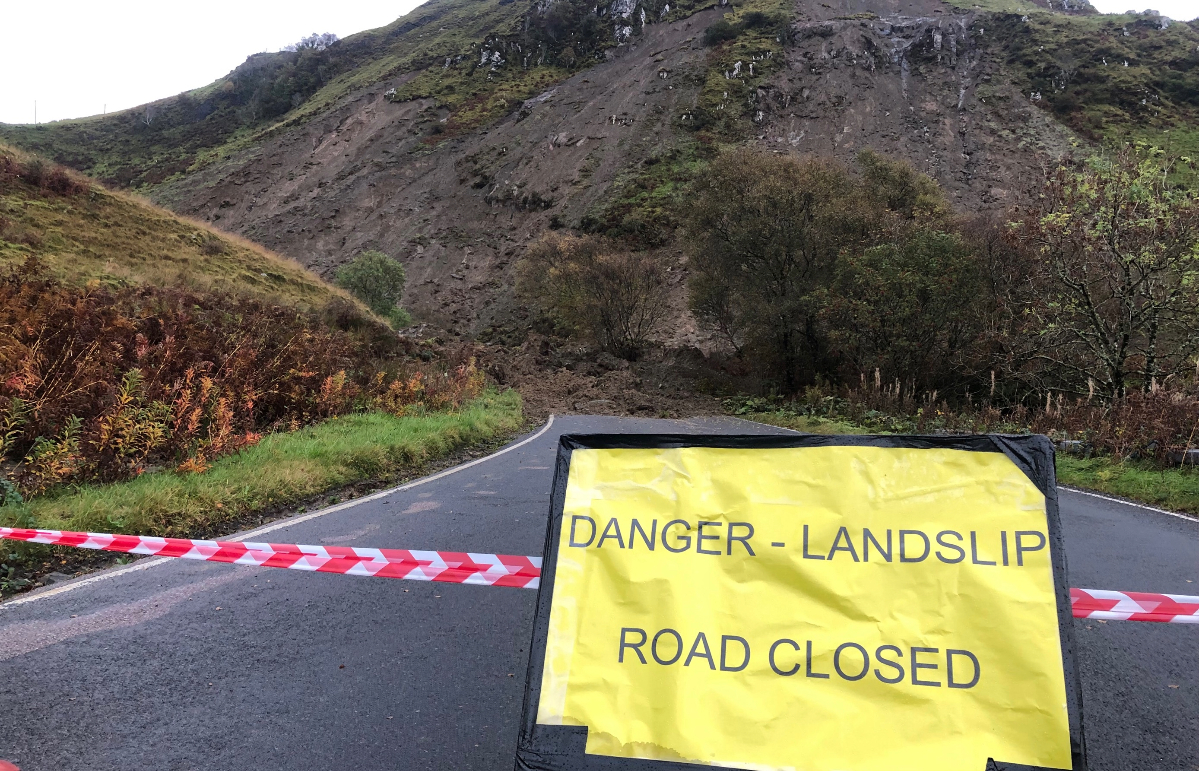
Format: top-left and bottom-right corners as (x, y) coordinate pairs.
(733, 393), (1199, 517)
(5, 390), (519, 539)
(1, 391), (520, 596)
(335, 250), (413, 329)
(524, 142), (1199, 513)
(0, 152), (523, 595)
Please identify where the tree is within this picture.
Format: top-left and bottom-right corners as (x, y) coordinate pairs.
(1013, 145), (1199, 397)
(334, 250), (411, 329)
(284, 33), (338, 52)
(856, 148), (951, 224)
(517, 233), (668, 359)
(685, 149), (865, 389)
(823, 230), (986, 392)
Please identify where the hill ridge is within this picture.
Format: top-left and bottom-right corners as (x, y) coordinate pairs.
(3, 0), (1198, 339)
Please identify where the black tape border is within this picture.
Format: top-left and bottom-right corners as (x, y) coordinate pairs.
(515, 433), (1087, 771)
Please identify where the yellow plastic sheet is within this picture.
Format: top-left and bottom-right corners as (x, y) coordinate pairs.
(536, 446), (1072, 771)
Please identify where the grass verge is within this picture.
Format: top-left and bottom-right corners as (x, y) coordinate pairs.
(740, 410), (1199, 517)
(6, 389), (521, 535)
(1055, 455), (1199, 517)
(1, 390), (522, 594)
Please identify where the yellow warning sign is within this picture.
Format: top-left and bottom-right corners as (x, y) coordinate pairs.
(535, 445), (1073, 771)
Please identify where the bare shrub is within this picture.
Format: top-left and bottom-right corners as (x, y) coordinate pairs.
(1034, 389), (1199, 463)
(518, 233), (668, 360)
(0, 151), (88, 197)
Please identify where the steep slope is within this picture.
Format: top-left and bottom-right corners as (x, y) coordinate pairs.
(4, 0), (1198, 338)
(0, 143), (361, 311)
(146, 0), (1071, 334)
(153, 7), (729, 335)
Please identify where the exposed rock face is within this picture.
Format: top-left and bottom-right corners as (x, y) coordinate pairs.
(755, 9), (1074, 209)
(154, 0), (1075, 338)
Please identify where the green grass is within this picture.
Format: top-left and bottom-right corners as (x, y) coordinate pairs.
(982, 8), (1199, 178)
(2, 389), (522, 537)
(0, 142), (366, 312)
(1056, 455), (1199, 516)
(736, 411), (863, 435)
(738, 409), (1199, 516)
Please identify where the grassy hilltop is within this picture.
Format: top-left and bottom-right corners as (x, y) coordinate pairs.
(0, 142), (360, 309)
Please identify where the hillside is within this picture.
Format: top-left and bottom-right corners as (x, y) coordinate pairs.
(3, 0), (1198, 337)
(0, 143), (360, 311)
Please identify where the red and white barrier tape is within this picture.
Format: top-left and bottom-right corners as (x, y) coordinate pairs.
(4, 528), (1197, 622)
(1069, 587), (1198, 624)
(0, 527), (540, 589)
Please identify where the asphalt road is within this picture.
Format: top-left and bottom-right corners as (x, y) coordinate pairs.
(0, 415), (1195, 771)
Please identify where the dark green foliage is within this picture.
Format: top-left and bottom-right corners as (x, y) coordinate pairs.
(687, 149), (869, 389)
(335, 250), (412, 328)
(702, 20), (740, 46)
(687, 148), (991, 394)
(856, 149), (949, 220)
(987, 10), (1199, 158)
(690, 145), (1199, 406)
(824, 231), (985, 392)
(531, 0), (611, 68)
(703, 10), (787, 45)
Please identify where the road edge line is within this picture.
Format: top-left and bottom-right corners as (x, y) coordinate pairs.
(1, 415), (556, 610)
(1058, 485), (1197, 523)
(231, 414), (556, 542)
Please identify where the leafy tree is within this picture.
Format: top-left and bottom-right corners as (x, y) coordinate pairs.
(856, 149), (950, 223)
(517, 233), (668, 360)
(1013, 145), (1199, 397)
(686, 149), (866, 389)
(823, 230), (985, 392)
(334, 250), (411, 329)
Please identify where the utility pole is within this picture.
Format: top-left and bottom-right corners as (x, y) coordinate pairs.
(34, 100), (37, 124)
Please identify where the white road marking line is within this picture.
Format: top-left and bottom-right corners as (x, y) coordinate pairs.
(1058, 486), (1196, 523)
(0, 558), (175, 610)
(2, 415), (556, 610)
(233, 414), (555, 542)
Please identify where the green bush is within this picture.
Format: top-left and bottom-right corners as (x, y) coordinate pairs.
(334, 250), (412, 329)
(702, 20), (739, 46)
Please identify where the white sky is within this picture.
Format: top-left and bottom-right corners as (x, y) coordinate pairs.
(1, 1), (425, 125)
(2, 0), (1195, 125)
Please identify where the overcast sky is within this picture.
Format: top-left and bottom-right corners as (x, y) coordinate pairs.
(2, 0), (1195, 125)
(1, 1), (424, 125)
